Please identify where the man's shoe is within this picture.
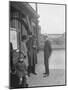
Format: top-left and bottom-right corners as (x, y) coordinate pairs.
(28, 74), (30, 77)
(32, 72), (37, 75)
(43, 72), (49, 75)
(25, 83), (29, 88)
(43, 73), (47, 75)
(43, 74), (49, 77)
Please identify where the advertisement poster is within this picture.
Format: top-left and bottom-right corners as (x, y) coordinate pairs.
(10, 28), (17, 50)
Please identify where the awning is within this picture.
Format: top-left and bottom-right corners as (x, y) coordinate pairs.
(10, 1), (39, 19)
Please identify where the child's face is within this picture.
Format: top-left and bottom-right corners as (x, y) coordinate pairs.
(20, 54), (23, 61)
(20, 58), (23, 61)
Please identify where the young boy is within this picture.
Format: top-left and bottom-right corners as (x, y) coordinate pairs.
(15, 53), (28, 88)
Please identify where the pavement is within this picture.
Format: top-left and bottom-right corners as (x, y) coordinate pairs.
(27, 50), (65, 87)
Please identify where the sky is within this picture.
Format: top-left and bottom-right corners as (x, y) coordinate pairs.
(29, 3), (65, 34)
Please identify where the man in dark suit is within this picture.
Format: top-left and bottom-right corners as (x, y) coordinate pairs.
(32, 39), (37, 75)
(43, 36), (52, 77)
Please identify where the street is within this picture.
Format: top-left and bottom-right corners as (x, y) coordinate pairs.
(27, 50), (65, 87)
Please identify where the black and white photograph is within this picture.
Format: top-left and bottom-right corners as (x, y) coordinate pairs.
(9, 1), (66, 89)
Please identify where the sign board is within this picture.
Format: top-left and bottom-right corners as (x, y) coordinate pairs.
(10, 28), (17, 50)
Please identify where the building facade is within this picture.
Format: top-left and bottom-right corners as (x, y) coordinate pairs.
(9, 1), (39, 63)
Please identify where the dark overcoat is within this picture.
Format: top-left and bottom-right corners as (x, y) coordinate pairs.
(26, 37), (37, 66)
(32, 40), (37, 65)
(44, 40), (52, 64)
(26, 37), (33, 66)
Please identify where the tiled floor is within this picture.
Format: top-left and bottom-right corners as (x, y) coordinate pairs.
(27, 50), (65, 87)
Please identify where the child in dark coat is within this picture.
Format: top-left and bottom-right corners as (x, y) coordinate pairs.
(15, 53), (28, 88)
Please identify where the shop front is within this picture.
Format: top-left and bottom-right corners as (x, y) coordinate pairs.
(9, 1), (39, 63)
